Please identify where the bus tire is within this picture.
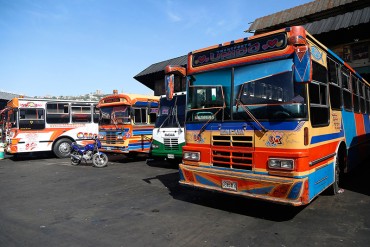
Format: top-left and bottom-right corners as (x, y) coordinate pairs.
(328, 153), (341, 195)
(53, 138), (72, 158)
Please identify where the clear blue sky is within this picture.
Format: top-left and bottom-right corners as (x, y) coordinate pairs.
(0, 0), (312, 97)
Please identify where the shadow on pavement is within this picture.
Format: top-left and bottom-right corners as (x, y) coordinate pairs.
(144, 171), (306, 221)
(339, 162), (370, 196)
(146, 158), (180, 170)
(107, 153), (148, 164)
(7, 151), (56, 161)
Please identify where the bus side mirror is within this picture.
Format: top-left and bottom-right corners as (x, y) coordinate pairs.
(165, 74), (175, 100)
(164, 65), (186, 100)
(293, 45), (312, 83)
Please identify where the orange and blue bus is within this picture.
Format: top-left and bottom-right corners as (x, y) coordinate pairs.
(4, 97), (98, 158)
(97, 91), (159, 156)
(171, 26), (370, 206)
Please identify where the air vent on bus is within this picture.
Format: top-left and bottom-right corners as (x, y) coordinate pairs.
(212, 135), (253, 147)
(164, 138), (179, 151)
(212, 149), (253, 170)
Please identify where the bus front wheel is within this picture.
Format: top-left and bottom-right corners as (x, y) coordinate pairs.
(54, 138), (72, 158)
(328, 153), (341, 195)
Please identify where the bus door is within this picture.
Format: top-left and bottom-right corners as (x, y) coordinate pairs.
(18, 108), (45, 151)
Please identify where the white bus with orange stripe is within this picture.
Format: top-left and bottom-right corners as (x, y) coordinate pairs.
(4, 97), (98, 158)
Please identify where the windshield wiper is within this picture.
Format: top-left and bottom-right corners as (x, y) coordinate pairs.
(197, 107), (223, 137)
(158, 97), (179, 133)
(235, 99), (268, 133)
(172, 99), (182, 133)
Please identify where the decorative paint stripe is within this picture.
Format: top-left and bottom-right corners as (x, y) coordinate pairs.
(309, 153), (336, 166)
(133, 130), (153, 135)
(128, 144), (151, 149)
(186, 121), (303, 131)
(243, 186), (273, 195)
(342, 110), (358, 147)
(310, 131), (343, 144)
(195, 174), (218, 187)
(133, 102), (158, 107)
(287, 182), (303, 200)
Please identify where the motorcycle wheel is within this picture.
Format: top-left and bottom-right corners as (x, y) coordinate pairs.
(71, 150), (81, 166)
(92, 152), (108, 168)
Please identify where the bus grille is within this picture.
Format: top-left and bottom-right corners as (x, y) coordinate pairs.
(212, 135), (253, 147)
(212, 135), (253, 170)
(164, 138), (179, 151)
(103, 132), (125, 145)
(105, 132), (117, 144)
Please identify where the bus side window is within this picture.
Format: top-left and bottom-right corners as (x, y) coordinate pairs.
(309, 61), (329, 127)
(46, 103), (70, 124)
(71, 104), (91, 123)
(367, 87), (370, 113)
(149, 108), (158, 124)
(93, 105), (99, 123)
(133, 108), (147, 125)
(19, 109), (45, 130)
(341, 68), (352, 111)
(327, 57), (342, 110)
(352, 75), (360, 113)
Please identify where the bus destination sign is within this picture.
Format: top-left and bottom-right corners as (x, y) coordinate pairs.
(192, 33), (287, 67)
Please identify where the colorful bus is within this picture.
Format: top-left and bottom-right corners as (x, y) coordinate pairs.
(0, 108), (6, 142)
(151, 91), (186, 160)
(4, 98), (99, 158)
(97, 91), (159, 156)
(172, 26), (370, 206)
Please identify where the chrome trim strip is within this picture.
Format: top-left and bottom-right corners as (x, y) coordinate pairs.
(309, 153), (336, 166)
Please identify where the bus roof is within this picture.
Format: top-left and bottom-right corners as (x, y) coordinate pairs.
(188, 25), (369, 85)
(7, 97), (98, 108)
(97, 93), (159, 108)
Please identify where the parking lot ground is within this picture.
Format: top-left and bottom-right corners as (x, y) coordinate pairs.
(0, 153), (370, 247)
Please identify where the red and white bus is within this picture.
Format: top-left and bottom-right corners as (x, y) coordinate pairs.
(4, 97), (98, 158)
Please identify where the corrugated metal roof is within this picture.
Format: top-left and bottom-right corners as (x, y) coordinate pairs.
(246, 0), (369, 33)
(134, 55), (188, 91)
(0, 91), (25, 101)
(303, 6), (370, 34)
(134, 55), (187, 78)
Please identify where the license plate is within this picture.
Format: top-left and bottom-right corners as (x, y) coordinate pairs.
(167, 154), (175, 159)
(221, 180), (237, 191)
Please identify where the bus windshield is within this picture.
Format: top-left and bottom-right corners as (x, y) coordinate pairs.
(99, 105), (130, 125)
(234, 71), (307, 120)
(187, 85), (225, 122)
(156, 94), (186, 128)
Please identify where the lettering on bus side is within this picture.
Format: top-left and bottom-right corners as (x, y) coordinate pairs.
(192, 33), (287, 67)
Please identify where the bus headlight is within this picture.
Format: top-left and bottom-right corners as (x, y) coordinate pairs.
(268, 158), (294, 170)
(98, 134), (105, 140)
(117, 135), (123, 140)
(151, 144), (159, 149)
(183, 151), (200, 161)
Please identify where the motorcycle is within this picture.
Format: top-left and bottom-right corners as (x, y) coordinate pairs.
(70, 138), (108, 168)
